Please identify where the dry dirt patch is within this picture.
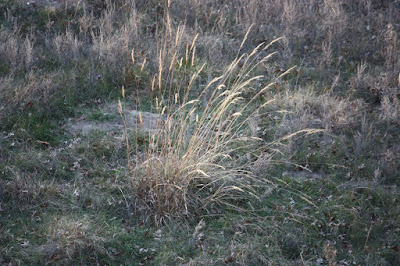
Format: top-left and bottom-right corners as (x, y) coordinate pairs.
(64, 103), (164, 135)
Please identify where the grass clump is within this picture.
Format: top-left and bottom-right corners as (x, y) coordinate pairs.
(123, 29), (315, 224)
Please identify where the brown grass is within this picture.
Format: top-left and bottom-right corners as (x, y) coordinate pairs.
(124, 28), (280, 223)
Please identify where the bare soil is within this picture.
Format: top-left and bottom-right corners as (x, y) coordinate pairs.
(64, 103), (163, 135)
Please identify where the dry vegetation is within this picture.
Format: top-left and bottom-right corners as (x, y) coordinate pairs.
(1, 0), (400, 264)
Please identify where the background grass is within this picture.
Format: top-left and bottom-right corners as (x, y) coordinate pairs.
(1, 0), (400, 264)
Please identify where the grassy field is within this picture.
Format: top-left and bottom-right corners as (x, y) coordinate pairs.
(1, 0), (400, 264)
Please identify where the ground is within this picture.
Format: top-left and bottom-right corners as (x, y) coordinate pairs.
(1, 0), (400, 265)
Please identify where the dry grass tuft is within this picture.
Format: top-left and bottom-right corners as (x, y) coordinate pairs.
(46, 215), (105, 259)
(122, 28), (293, 224)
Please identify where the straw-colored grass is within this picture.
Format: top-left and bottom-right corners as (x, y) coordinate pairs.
(119, 25), (320, 224)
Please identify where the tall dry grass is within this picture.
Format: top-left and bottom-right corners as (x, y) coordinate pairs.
(118, 18), (320, 223)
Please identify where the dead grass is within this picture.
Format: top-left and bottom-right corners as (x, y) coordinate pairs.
(122, 26), (289, 223)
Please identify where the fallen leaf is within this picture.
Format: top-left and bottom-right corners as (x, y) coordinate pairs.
(37, 140), (50, 146)
(225, 256), (234, 263)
